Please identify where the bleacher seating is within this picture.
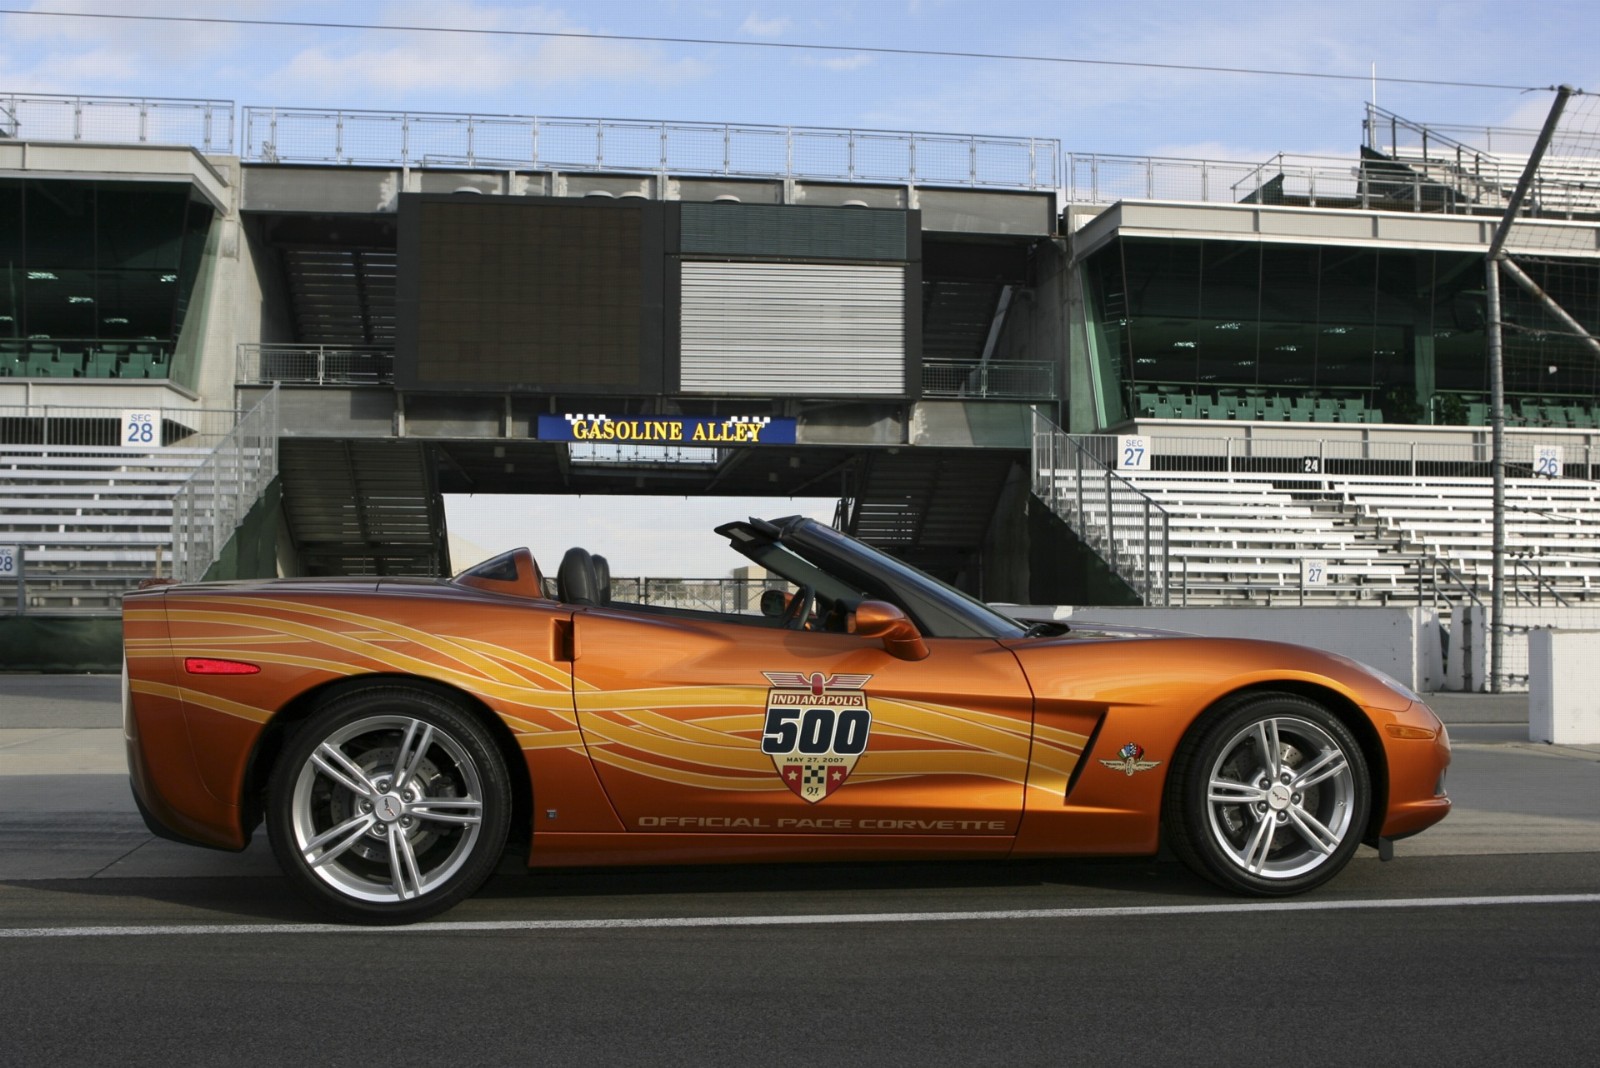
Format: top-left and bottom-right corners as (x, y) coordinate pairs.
(0, 444), (211, 613)
(1383, 139), (1600, 217)
(1043, 470), (1414, 604)
(1329, 476), (1600, 595)
(1039, 464), (1600, 605)
(1130, 389), (1389, 426)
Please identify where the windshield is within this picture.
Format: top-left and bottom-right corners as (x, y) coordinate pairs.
(723, 517), (1027, 640)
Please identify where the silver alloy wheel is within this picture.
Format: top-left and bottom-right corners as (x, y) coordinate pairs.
(1203, 714), (1356, 880)
(289, 714), (486, 904)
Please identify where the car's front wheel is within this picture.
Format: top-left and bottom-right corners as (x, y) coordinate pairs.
(1164, 692), (1369, 896)
(266, 686), (511, 924)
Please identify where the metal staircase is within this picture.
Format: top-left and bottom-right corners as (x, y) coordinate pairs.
(839, 449), (1018, 582)
(278, 438), (446, 576)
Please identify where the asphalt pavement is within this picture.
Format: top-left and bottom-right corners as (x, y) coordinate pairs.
(2, 675), (1597, 1066)
(2, 675), (1595, 882)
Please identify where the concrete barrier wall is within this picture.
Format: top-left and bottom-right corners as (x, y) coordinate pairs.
(1528, 629), (1600, 744)
(1003, 606), (1430, 692)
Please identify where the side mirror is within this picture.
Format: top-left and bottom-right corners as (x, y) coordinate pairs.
(760, 588), (789, 618)
(851, 600), (929, 661)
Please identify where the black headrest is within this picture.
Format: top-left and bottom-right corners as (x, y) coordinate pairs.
(590, 554), (612, 605)
(556, 547), (599, 606)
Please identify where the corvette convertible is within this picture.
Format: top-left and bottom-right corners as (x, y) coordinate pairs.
(123, 515), (1451, 923)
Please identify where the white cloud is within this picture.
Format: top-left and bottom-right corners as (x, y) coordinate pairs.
(812, 53), (874, 72)
(739, 13), (792, 37)
(266, 2), (710, 99)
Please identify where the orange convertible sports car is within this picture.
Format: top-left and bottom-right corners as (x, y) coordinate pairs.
(123, 516), (1450, 923)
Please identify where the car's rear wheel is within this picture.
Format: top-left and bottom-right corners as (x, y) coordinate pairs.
(266, 685), (510, 924)
(1164, 692), (1369, 896)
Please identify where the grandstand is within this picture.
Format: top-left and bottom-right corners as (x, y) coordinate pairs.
(2, 90), (1598, 684)
(1363, 104), (1600, 219)
(1, 443), (206, 610)
(1034, 446), (1600, 607)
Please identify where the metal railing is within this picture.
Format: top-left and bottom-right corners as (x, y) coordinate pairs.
(0, 404), (238, 448)
(1363, 103), (1600, 217)
(1032, 410), (1171, 604)
(237, 343), (395, 386)
(1066, 151), (1475, 212)
(1075, 429), (1598, 480)
(242, 106), (1059, 189)
(1364, 103), (1539, 164)
(1032, 426), (1600, 609)
(171, 387), (280, 583)
(921, 359), (1056, 399)
(0, 92), (233, 152)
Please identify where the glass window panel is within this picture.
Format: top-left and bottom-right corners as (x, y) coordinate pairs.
(1083, 243), (1131, 421)
(1502, 258), (1600, 399)
(1431, 252), (1487, 393)
(172, 195), (216, 340)
(1124, 238), (1201, 385)
(1197, 240), (1260, 386)
(25, 179), (95, 269)
(1315, 249), (1376, 390)
(95, 183), (186, 270)
(1258, 246), (1319, 387)
(0, 180), (19, 337)
(25, 266), (97, 341)
(95, 270), (173, 339)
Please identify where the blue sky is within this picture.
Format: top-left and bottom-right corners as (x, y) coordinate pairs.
(5, 0), (1595, 575)
(3, 0), (1593, 160)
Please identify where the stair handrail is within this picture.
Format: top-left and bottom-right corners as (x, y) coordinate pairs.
(1364, 103), (1506, 165)
(171, 385), (280, 583)
(1031, 410), (1172, 605)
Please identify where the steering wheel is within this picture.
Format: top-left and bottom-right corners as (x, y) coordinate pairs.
(780, 585), (815, 630)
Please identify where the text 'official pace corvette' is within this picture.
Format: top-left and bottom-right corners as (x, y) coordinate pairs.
(123, 516), (1450, 923)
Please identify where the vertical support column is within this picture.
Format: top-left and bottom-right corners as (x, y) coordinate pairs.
(1142, 501), (1152, 605)
(1486, 260), (1506, 692)
(1162, 512), (1171, 606)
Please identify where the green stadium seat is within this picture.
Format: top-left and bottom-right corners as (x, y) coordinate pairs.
(84, 350), (119, 377)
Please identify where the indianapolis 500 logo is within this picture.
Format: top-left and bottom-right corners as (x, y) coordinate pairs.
(760, 672), (873, 803)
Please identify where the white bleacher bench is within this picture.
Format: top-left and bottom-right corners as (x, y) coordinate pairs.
(1, 497), (175, 511)
(2, 518), (173, 534)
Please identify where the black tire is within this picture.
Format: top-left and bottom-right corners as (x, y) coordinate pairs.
(1163, 692), (1369, 896)
(266, 685), (511, 924)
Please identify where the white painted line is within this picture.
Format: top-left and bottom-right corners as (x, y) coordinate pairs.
(3, 893), (1599, 939)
